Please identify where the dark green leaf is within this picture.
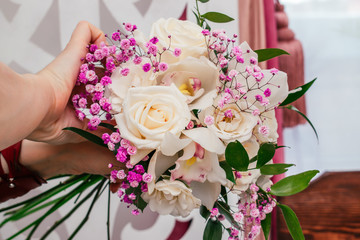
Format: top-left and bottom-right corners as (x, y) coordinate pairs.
(280, 78), (316, 106)
(261, 212), (272, 240)
(254, 48), (289, 62)
(249, 156), (257, 163)
(203, 219), (222, 240)
(63, 127), (106, 147)
(199, 0), (210, 2)
(284, 105), (319, 141)
(192, 10), (201, 26)
(260, 164), (295, 175)
(225, 140), (249, 171)
(220, 161), (235, 184)
(215, 201), (240, 229)
(275, 145), (290, 149)
(135, 196), (148, 212)
(200, 205), (211, 219)
(201, 12), (234, 23)
(99, 122), (116, 131)
(278, 204), (305, 240)
(256, 143), (276, 168)
(270, 170), (319, 196)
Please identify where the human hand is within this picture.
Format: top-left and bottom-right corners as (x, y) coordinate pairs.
(27, 21), (106, 144)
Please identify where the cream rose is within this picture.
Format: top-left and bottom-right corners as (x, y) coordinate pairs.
(107, 62), (156, 113)
(157, 56), (218, 110)
(142, 179), (201, 217)
(114, 84), (191, 156)
(150, 18), (207, 63)
(200, 101), (259, 144)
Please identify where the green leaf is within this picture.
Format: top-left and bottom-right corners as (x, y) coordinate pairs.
(221, 186), (228, 203)
(200, 205), (211, 219)
(284, 105), (319, 141)
(203, 219), (222, 240)
(254, 48), (289, 62)
(215, 201), (240, 229)
(220, 161), (235, 184)
(201, 12), (234, 23)
(278, 204), (305, 240)
(280, 78), (316, 106)
(260, 164), (295, 175)
(225, 140), (249, 171)
(99, 122), (116, 131)
(63, 127), (106, 147)
(256, 143), (276, 168)
(135, 196), (148, 212)
(198, 0), (210, 2)
(270, 170), (319, 196)
(261, 212), (272, 240)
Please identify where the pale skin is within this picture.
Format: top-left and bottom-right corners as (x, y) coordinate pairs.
(0, 21), (122, 180)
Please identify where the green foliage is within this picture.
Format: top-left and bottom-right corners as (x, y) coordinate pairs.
(261, 212), (272, 240)
(278, 204), (305, 240)
(200, 205), (211, 219)
(201, 12), (234, 23)
(225, 140), (249, 171)
(203, 219), (222, 240)
(220, 161), (235, 184)
(270, 170), (319, 196)
(254, 48), (289, 62)
(260, 163), (295, 175)
(280, 78), (316, 106)
(63, 127), (106, 147)
(256, 143), (276, 168)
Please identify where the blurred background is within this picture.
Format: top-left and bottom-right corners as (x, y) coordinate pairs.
(0, 0), (359, 239)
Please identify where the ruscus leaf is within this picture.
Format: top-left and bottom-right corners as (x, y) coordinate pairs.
(200, 205), (211, 219)
(203, 219), (222, 240)
(280, 78), (316, 106)
(256, 143), (276, 168)
(201, 12), (234, 23)
(220, 161), (235, 184)
(278, 204), (305, 240)
(225, 140), (249, 171)
(261, 212), (272, 240)
(270, 170), (319, 196)
(63, 127), (106, 147)
(260, 164), (295, 175)
(254, 48), (289, 62)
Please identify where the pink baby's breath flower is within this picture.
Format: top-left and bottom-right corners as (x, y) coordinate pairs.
(90, 103), (101, 115)
(228, 69), (238, 78)
(173, 48), (182, 57)
(250, 57), (257, 65)
(255, 94), (263, 102)
(246, 66), (253, 75)
(120, 139), (130, 148)
(117, 189), (124, 198)
(259, 125), (270, 136)
(233, 212), (244, 223)
(186, 121), (194, 129)
(94, 49), (103, 60)
(142, 63), (151, 72)
(251, 225), (261, 235)
(102, 133), (110, 144)
(120, 39), (131, 50)
(107, 142), (115, 151)
(124, 23), (133, 31)
(250, 208), (260, 218)
(117, 170), (127, 179)
(78, 98), (87, 108)
(110, 132), (121, 143)
(90, 116), (101, 127)
(264, 88), (271, 97)
(261, 98), (270, 106)
(112, 32), (121, 41)
(270, 67), (279, 74)
(76, 110), (85, 121)
(253, 72), (264, 82)
(121, 68), (130, 76)
(86, 70), (96, 81)
(252, 109), (260, 116)
(126, 161), (133, 169)
(80, 64), (89, 73)
(100, 76), (112, 86)
(131, 209), (140, 216)
(85, 84), (95, 93)
(236, 55), (244, 63)
(142, 173), (153, 183)
(101, 46), (110, 57)
(201, 29), (210, 36)
(210, 208), (219, 217)
(108, 163), (113, 168)
(94, 83), (104, 92)
(224, 109), (233, 119)
(204, 115), (214, 126)
(159, 62), (168, 72)
(133, 56), (142, 65)
(130, 181), (139, 188)
(127, 146), (137, 155)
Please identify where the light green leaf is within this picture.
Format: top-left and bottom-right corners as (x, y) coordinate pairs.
(201, 12), (234, 23)
(280, 78), (316, 106)
(203, 219), (222, 240)
(220, 161), (235, 184)
(256, 143), (276, 168)
(63, 127), (106, 147)
(260, 164), (295, 175)
(278, 204), (305, 240)
(254, 48), (289, 62)
(225, 140), (249, 171)
(261, 212), (272, 240)
(270, 170), (319, 196)
(284, 105), (318, 141)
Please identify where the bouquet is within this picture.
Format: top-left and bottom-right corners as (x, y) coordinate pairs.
(0, 1), (318, 239)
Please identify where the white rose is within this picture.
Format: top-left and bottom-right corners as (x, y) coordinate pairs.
(114, 84), (191, 154)
(200, 101), (259, 144)
(107, 63), (156, 113)
(150, 18), (207, 63)
(142, 179), (201, 217)
(157, 56), (218, 110)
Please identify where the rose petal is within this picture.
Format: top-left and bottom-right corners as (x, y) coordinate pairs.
(182, 128), (226, 154)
